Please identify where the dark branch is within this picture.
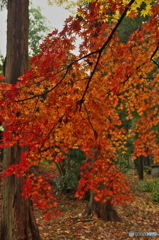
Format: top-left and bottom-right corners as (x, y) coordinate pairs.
(78, 0), (136, 109)
(84, 103), (98, 140)
(12, 0), (135, 103)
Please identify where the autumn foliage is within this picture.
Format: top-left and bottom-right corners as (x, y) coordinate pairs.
(0, 0), (159, 218)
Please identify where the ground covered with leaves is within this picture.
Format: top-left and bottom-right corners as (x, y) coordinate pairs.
(34, 174), (159, 240)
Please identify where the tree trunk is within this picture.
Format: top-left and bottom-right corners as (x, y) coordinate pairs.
(128, 155), (133, 169)
(144, 155), (151, 175)
(83, 149), (121, 222)
(83, 190), (121, 222)
(1, 146), (41, 240)
(1, 1), (41, 239)
(5, 0), (29, 84)
(138, 156), (144, 180)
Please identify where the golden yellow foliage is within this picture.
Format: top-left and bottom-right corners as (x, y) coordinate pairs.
(48, 0), (154, 18)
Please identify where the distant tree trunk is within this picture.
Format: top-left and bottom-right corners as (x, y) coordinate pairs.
(1, 1), (41, 239)
(128, 155), (133, 169)
(138, 156), (144, 180)
(83, 190), (121, 221)
(0, 130), (3, 163)
(144, 155), (151, 175)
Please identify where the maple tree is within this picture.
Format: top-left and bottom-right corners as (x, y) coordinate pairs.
(0, 0), (159, 230)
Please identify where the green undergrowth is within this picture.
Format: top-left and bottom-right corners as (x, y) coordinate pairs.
(136, 178), (159, 202)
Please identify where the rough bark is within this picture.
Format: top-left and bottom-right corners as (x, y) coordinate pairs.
(1, 1), (41, 239)
(1, 146), (41, 240)
(5, 0), (29, 84)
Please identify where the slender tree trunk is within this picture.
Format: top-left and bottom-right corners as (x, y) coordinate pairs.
(1, 1), (41, 239)
(138, 156), (144, 180)
(128, 155), (133, 169)
(144, 155), (151, 175)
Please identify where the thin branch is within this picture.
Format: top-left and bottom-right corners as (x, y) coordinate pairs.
(79, 0), (135, 108)
(150, 44), (159, 60)
(13, 0), (135, 103)
(84, 103), (98, 140)
(152, 59), (159, 68)
(14, 63), (73, 102)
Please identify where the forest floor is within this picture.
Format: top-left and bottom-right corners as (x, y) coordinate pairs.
(1, 169), (159, 239)
(34, 173), (159, 240)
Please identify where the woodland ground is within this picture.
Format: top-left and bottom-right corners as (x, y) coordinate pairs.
(1, 170), (159, 240)
(35, 173), (159, 240)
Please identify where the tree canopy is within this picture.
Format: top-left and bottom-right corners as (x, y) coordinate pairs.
(0, 0), (159, 219)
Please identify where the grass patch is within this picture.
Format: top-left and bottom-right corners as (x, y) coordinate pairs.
(136, 178), (159, 202)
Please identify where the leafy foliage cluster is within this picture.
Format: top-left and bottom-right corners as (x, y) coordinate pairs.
(48, 0), (154, 19)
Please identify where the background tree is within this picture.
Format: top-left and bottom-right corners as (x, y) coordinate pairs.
(55, 148), (86, 194)
(115, 12), (155, 180)
(0, 0), (7, 10)
(0, 55), (3, 73)
(29, 2), (50, 55)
